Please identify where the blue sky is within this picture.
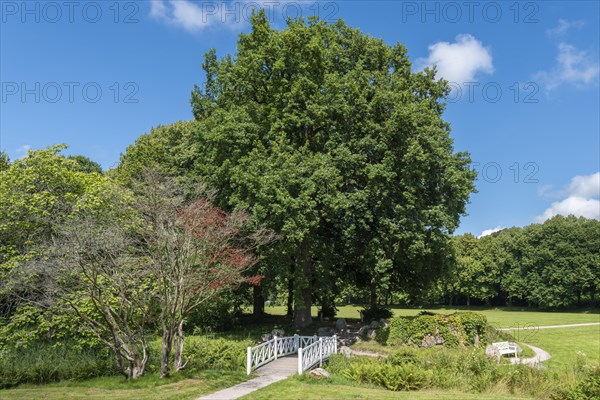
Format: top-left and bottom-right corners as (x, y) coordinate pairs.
(1, 1), (599, 236)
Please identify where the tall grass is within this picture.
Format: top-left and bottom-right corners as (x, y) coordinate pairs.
(325, 347), (599, 398)
(0, 343), (116, 388)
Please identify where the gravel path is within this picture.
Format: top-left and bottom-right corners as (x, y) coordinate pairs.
(510, 344), (551, 366)
(498, 322), (600, 331)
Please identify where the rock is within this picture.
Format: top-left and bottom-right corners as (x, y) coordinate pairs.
(357, 325), (369, 338)
(379, 318), (389, 329)
(262, 333), (272, 342)
(317, 327), (335, 337)
(421, 334), (444, 347)
(271, 328), (285, 337)
(339, 346), (352, 358)
(369, 320), (379, 329)
(308, 368), (330, 380)
(367, 329), (378, 340)
(335, 318), (347, 331)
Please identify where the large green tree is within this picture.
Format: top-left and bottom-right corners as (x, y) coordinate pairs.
(119, 13), (476, 327)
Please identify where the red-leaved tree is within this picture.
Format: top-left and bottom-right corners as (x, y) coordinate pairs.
(135, 171), (276, 377)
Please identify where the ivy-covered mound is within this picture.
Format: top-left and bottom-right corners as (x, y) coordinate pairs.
(382, 312), (488, 348)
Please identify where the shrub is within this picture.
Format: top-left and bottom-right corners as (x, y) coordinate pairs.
(147, 336), (252, 373)
(341, 357), (428, 391)
(360, 305), (393, 323)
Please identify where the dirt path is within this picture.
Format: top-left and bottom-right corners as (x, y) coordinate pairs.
(498, 322), (600, 331)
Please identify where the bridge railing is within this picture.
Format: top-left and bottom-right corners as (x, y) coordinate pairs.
(297, 335), (337, 374)
(246, 334), (319, 375)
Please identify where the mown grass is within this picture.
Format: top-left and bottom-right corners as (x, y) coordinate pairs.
(0, 370), (247, 400)
(264, 305), (600, 328)
(522, 325), (600, 368)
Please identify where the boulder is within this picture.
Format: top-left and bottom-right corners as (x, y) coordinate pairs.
(261, 333), (272, 342)
(335, 318), (347, 331)
(379, 318), (389, 329)
(271, 328), (285, 337)
(421, 334), (444, 347)
(357, 325), (369, 338)
(317, 327), (336, 337)
(308, 368), (330, 380)
(367, 329), (378, 340)
(369, 320), (379, 329)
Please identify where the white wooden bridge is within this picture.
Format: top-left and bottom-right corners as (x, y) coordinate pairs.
(198, 335), (338, 400)
(247, 334), (338, 375)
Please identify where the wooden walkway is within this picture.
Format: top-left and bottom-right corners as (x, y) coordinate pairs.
(196, 355), (298, 400)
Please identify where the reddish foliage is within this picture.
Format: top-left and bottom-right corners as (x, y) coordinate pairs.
(177, 199), (257, 291)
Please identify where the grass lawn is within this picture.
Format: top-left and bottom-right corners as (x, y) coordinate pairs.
(0, 370), (247, 400)
(264, 305), (600, 328)
(240, 376), (535, 400)
(520, 325), (600, 368)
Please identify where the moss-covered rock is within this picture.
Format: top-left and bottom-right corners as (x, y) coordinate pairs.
(383, 312), (487, 348)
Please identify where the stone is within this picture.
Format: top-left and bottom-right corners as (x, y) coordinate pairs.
(421, 334), (444, 347)
(261, 333), (272, 342)
(317, 327), (335, 337)
(357, 325), (369, 338)
(369, 320), (379, 329)
(335, 318), (347, 331)
(379, 318), (389, 329)
(308, 368), (330, 380)
(367, 329), (378, 340)
(339, 346), (352, 358)
(271, 328), (285, 337)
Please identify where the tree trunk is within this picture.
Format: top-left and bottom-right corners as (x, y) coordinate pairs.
(294, 241), (312, 328)
(160, 327), (173, 378)
(466, 294), (470, 306)
(369, 278), (377, 306)
(173, 319), (186, 371)
(253, 285), (264, 319)
(286, 271), (294, 318)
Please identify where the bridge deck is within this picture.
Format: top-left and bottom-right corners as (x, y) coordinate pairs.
(255, 354), (298, 376)
(196, 355), (298, 400)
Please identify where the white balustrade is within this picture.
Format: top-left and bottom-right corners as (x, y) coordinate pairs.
(297, 335), (337, 374)
(247, 334), (325, 375)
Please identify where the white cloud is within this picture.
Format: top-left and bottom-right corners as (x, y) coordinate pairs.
(478, 226), (504, 238)
(416, 34), (494, 83)
(149, 0), (245, 32)
(535, 20), (599, 91)
(567, 172), (600, 198)
(535, 172), (600, 222)
(534, 43), (600, 91)
(546, 19), (585, 37)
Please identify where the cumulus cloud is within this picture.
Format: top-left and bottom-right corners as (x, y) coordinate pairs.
(416, 34), (494, 83)
(534, 172), (600, 222)
(478, 226), (504, 238)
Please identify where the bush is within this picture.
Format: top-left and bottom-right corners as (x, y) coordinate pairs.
(0, 342), (116, 388)
(385, 312), (487, 347)
(340, 357), (428, 391)
(147, 336), (252, 373)
(360, 305), (393, 323)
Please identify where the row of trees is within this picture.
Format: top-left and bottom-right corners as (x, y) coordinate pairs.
(446, 216), (599, 308)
